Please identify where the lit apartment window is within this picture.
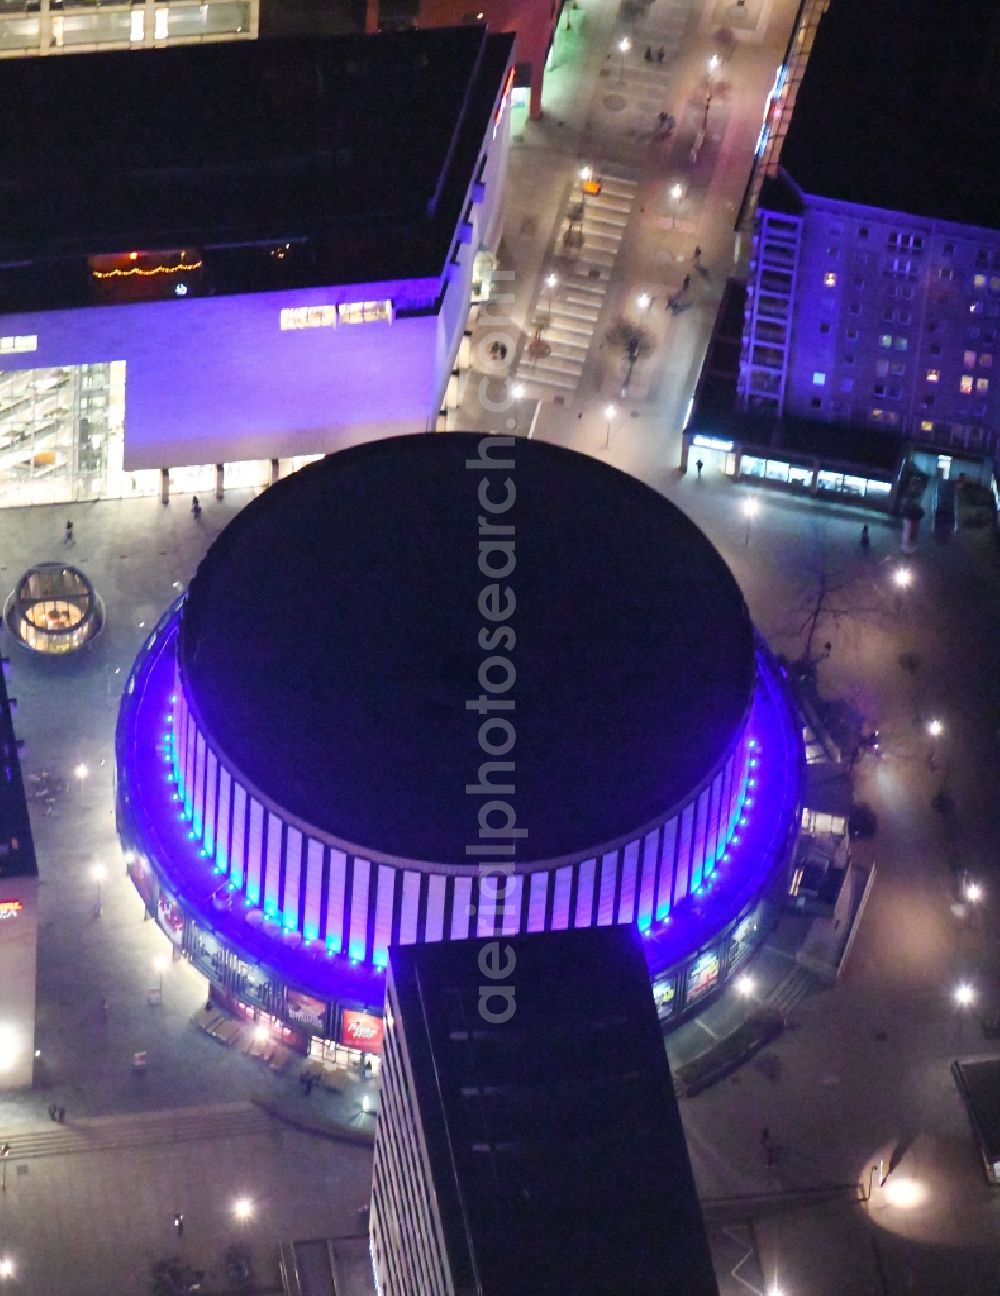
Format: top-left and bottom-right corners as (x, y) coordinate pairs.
(812, 372), (826, 385)
(871, 407), (884, 422)
(824, 272), (837, 287)
(980, 353), (993, 368)
(970, 301), (984, 314)
(130, 8), (143, 40)
(973, 274), (987, 289)
(926, 369), (940, 383)
(920, 420), (934, 432)
(960, 375), (974, 394)
(964, 349), (976, 368)
(976, 378), (989, 394)
(894, 337), (908, 351)
(879, 334), (892, 348)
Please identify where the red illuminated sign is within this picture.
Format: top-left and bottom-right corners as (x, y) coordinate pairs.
(0, 900), (23, 920)
(340, 1009), (384, 1052)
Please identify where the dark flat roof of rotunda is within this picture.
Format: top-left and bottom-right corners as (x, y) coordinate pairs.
(179, 435), (755, 865)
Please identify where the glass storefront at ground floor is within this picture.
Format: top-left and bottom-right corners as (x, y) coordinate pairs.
(0, 356), (325, 508)
(126, 850), (382, 1072)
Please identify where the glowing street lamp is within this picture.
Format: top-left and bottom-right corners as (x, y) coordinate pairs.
(927, 718), (944, 739)
(954, 982), (976, 1009)
(636, 291), (652, 312)
(73, 762), (89, 782)
(253, 1022), (269, 1044)
(742, 497), (760, 547)
(0, 1256), (14, 1280)
(153, 954), (169, 996)
(232, 1196), (254, 1222)
(603, 403), (618, 449)
(965, 880), (983, 905)
(734, 973), (756, 999)
(511, 382), (525, 434)
(670, 182), (684, 229)
(708, 53), (720, 78)
(892, 566), (913, 590)
(617, 36), (630, 81)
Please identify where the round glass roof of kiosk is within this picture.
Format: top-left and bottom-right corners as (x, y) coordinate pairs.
(4, 563), (104, 654)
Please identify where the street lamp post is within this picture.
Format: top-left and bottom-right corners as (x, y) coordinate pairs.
(91, 862), (107, 917)
(742, 498), (760, 547)
(1, 1142), (9, 1193)
(511, 382), (525, 434)
(153, 954), (169, 998)
(543, 272), (558, 319)
(603, 403), (617, 449)
(669, 182), (684, 229)
(617, 36), (630, 82)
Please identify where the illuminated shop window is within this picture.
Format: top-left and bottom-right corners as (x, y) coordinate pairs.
(130, 9), (143, 40)
(338, 300), (394, 325)
(823, 272), (837, 287)
(280, 306), (337, 331)
(0, 335), (37, 353)
(960, 375), (974, 394)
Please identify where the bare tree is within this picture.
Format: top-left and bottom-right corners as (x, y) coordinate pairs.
(777, 527), (884, 669)
(605, 317), (654, 390)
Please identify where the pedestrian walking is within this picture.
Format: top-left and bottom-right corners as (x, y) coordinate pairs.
(63, 520), (74, 545)
(682, 273), (691, 292)
(174, 1212), (184, 1237)
(693, 244), (702, 263)
(860, 523), (870, 552)
(656, 46), (664, 63)
(56, 1106), (65, 1124)
(644, 45), (652, 61)
(48, 1103), (57, 1122)
(761, 1126), (770, 1145)
(191, 495), (201, 519)
(695, 458), (704, 479)
(657, 111), (669, 127)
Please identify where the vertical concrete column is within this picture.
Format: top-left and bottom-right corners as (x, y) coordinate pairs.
(810, 460), (820, 495)
(160, 468), (170, 506)
(39, 0), (51, 52)
(364, 0), (378, 33)
(678, 436), (690, 473)
(270, 458), (280, 487)
(144, 0), (156, 46)
(215, 464), (224, 501)
(733, 448), (743, 478)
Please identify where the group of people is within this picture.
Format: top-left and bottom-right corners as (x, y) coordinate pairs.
(47, 1103), (66, 1123)
(644, 45), (666, 63)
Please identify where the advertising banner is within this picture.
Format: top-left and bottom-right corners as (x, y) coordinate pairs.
(340, 1009), (384, 1052)
(287, 990), (327, 1033)
(686, 947), (720, 1004)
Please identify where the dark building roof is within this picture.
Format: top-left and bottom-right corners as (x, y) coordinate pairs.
(0, 27), (513, 309)
(953, 1058), (1000, 1163)
(0, 662), (37, 881)
(779, 0), (1000, 228)
(388, 926), (720, 1296)
(179, 434), (755, 865)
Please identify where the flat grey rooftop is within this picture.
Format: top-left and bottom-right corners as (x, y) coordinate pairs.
(780, 0), (1000, 228)
(179, 434), (755, 865)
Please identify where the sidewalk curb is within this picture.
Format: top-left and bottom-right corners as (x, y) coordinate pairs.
(250, 1097), (375, 1148)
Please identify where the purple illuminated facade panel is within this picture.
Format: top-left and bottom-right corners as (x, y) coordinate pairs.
(574, 858), (596, 927)
(705, 770), (723, 878)
(551, 865), (572, 930)
(192, 732), (206, 837)
(617, 840), (639, 924)
(400, 871), (421, 945)
(215, 766), (231, 873)
(500, 873), (522, 936)
(349, 857), (371, 961)
(656, 818), (677, 920)
(691, 786), (710, 893)
(304, 839), (324, 941)
(637, 829), (659, 931)
(425, 875), (446, 943)
(246, 798), (264, 907)
(596, 852), (617, 926)
(204, 750), (218, 858)
(449, 877), (471, 941)
(674, 804), (694, 906)
(264, 811), (283, 916)
(229, 783), (246, 889)
(527, 871), (548, 933)
(284, 826), (303, 928)
(326, 849), (347, 953)
(374, 864), (395, 965)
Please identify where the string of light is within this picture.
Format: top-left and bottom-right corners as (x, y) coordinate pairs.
(92, 259), (203, 281)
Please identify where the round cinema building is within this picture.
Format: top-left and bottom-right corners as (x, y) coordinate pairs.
(116, 434), (802, 1067)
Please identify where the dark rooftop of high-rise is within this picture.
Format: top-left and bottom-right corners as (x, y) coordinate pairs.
(779, 0), (1000, 228)
(388, 926), (720, 1296)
